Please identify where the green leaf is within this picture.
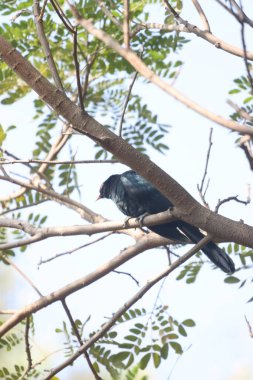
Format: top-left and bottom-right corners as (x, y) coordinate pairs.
(178, 325), (187, 337)
(110, 351), (130, 364)
(108, 331), (117, 339)
(152, 352), (161, 368)
(243, 96), (253, 104)
(0, 125), (6, 146)
(139, 353), (151, 370)
(224, 276), (240, 284)
(161, 343), (169, 359)
(125, 335), (138, 342)
(228, 89), (240, 94)
(169, 341), (183, 354)
(166, 333), (178, 340)
(182, 319), (195, 327)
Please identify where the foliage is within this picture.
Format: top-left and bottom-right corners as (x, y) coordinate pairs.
(56, 305), (195, 378)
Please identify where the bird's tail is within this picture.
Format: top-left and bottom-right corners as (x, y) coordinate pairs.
(178, 223), (235, 274)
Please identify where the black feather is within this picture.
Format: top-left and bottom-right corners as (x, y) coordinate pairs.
(99, 170), (235, 274)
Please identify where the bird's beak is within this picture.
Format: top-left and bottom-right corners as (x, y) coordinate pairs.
(96, 194), (102, 201)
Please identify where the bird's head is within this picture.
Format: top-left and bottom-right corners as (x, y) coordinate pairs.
(97, 174), (119, 200)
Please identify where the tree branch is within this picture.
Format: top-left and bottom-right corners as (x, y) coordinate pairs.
(0, 208), (177, 250)
(33, 0), (64, 92)
(192, 0), (211, 31)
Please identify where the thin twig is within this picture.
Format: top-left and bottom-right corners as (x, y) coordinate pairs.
(0, 174), (102, 223)
(0, 199), (48, 216)
(227, 99), (253, 122)
(61, 299), (102, 380)
(215, 0), (253, 28)
(73, 27), (85, 111)
(38, 232), (114, 266)
(197, 128), (213, 208)
(24, 317), (33, 372)
(123, 0), (130, 48)
(0, 254), (43, 297)
(38, 0), (48, 20)
(0, 309), (18, 314)
(163, 0), (183, 21)
(96, 0), (122, 28)
(192, 0), (211, 31)
(215, 195), (250, 213)
(0, 158), (117, 165)
(50, 0), (75, 32)
(244, 315), (253, 338)
(33, 0), (64, 92)
(240, 20), (253, 94)
(113, 270), (139, 286)
(239, 141), (253, 171)
(119, 71), (138, 136)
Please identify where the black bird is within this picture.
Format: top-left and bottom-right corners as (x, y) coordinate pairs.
(99, 170), (235, 274)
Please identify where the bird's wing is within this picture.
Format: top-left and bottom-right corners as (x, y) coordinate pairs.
(121, 171), (172, 213)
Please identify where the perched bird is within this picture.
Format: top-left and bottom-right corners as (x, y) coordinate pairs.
(99, 170), (235, 274)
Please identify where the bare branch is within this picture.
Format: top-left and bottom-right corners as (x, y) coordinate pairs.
(0, 309), (18, 314)
(240, 20), (253, 94)
(123, 0), (130, 48)
(0, 157), (118, 165)
(38, 232), (114, 265)
(50, 0), (75, 32)
(38, 0), (48, 20)
(96, 0), (122, 28)
(0, 254), (43, 297)
(119, 71), (138, 136)
(192, 0), (211, 31)
(113, 270), (140, 286)
(227, 99), (253, 122)
(197, 128), (213, 208)
(245, 315), (253, 338)
(33, 0), (64, 92)
(73, 27), (85, 111)
(239, 139), (253, 171)
(215, 195), (250, 213)
(25, 317), (33, 372)
(0, 208), (177, 250)
(61, 299), (102, 380)
(0, 174), (100, 223)
(216, 0), (253, 28)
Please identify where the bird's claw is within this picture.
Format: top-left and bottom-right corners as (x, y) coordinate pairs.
(136, 212), (149, 228)
(123, 216), (132, 228)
